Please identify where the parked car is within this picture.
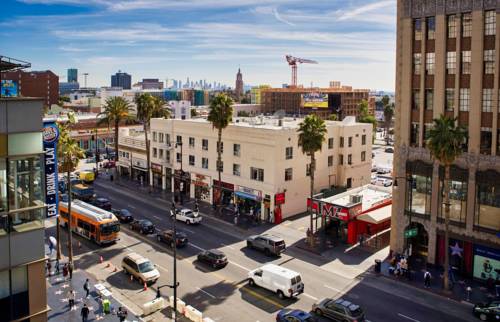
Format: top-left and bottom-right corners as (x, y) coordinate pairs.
(277, 309), (314, 322)
(121, 253), (160, 285)
(473, 300), (500, 321)
(156, 229), (188, 248)
(129, 219), (155, 234)
(376, 167), (391, 174)
(247, 264), (304, 299)
(171, 208), (202, 225)
(385, 147), (394, 153)
(112, 209), (134, 223)
(197, 249), (228, 269)
(246, 234), (286, 256)
(90, 197), (112, 211)
(373, 177), (392, 187)
(312, 298), (366, 322)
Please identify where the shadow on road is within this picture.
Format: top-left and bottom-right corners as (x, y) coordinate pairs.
(105, 270), (144, 291)
(180, 280), (237, 312)
(239, 246), (281, 264)
(238, 284), (298, 313)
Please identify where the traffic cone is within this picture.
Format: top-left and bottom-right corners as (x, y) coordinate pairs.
(100, 256), (103, 264)
(143, 282), (148, 291)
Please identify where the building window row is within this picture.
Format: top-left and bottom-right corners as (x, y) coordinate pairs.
(459, 88), (470, 111)
(462, 51), (471, 74)
(485, 10), (496, 36)
(462, 12), (472, 37)
(446, 88), (454, 111)
(250, 167), (264, 182)
(484, 50), (495, 74)
(482, 89), (493, 112)
(426, 53), (435, 75)
(446, 52), (456, 74)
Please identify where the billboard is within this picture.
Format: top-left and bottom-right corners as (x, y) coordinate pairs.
(43, 121), (60, 217)
(1, 80), (18, 97)
(473, 244), (500, 281)
(302, 93), (329, 109)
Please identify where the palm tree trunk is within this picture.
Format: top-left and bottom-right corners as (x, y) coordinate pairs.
(309, 154), (315, 247)
(56, 216), (61, 260)
(114, 121), (119, 181)
(443, 165), (451, 291)
(144, 123), (151, 191)
(217, 128), (222, 209)
(67, 169), (74, 266)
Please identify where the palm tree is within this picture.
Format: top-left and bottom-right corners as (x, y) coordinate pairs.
(426, 115), (467, 291)
(99, 96), (133, 179)
(207, 93), (234, 208)
(57, 113), (85, 267)
(383, 103), (395, 145)
(297, 115), (327, 247)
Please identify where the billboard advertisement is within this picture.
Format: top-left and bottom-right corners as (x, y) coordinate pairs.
(1, 80), (18, 97)
(473, 244), (500, 281)
(302, 93), (329, 109)
(43, 121), (60, 217)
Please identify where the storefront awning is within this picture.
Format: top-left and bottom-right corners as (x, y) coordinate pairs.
(357, 205), (392, 225)
(235, 191), (261, 201)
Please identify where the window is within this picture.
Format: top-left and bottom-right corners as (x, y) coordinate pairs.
(484, 50), (495, 74)
(459, 88), (470, 111)
(202, 139), (208, 150)
(217, 141), (224, 154)
(423, 123), (432, 143)
(414, 18), (422, 40)
(189, 137), (195, 148)
(482, 89), (493, 112)
(362, 134), (366, 145)
(233, 164), (241, 176)
(166, 133), (170, 145)
(446, 52), (456, 74)
(159, 149), (163, 159)
(152, 131), (157, 142)
(438, 166), (468, 224)
(462, 51), (471, 74)
(361, 151), (366, 162)
(328, 138), (334, 149)
(166, 150), (170, 163)
(427, 17), (435, 40)
(480, 127), (492, 154)
(306, 164), (311, 176)
(426, 53), (435, 75)
(176, 153), (181, 163)
(189, 155), (195, 166)
(153, 148), (157, 158)
(462, 12), (472, 37)
(285, 168), (293, 181)
(328, 155), (333, 167)
(448, 14), (457, 38)
(412, 90), (420, 110)
(159, 133), (164, 143)
(340, 137), (344, 147)
(202, 157), (208, 169)
(446, 88), (455, 111)
(348, 154), (352, 165)
(339, 154), (344, 165)
(485, 10), (496, 36)
(176, 135), (182, 144)
(425, 89), (433, 110)
(233, 144), (241, 156)
(410, 123), (419, 146)
(250, 167), (264, 181)
(413, 53), (421, 75)
(348, 137), (352, 147)
(285, 147), (293, 160)
(475, 170), (500, 230)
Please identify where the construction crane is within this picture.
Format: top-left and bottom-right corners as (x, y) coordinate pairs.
(285, 55), (318, 87)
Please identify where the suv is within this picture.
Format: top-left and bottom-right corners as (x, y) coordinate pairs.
(312, 298), (366, 322)
(246, 234), (286, 256)
(121, 253), (160, 285)
(91, 197), (112, 211)
(156, 229), (188, 248)
(197, 249), (228, 269)
(473, 300), (500, 321)
(129, 219), (155, 234)
(112, 209), (134, 223)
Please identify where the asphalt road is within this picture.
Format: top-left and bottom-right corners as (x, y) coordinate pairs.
(63, 178), (474, 322)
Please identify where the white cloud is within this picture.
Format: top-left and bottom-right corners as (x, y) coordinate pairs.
(53, 23), (179, 41)
(337, 0), (395, 21)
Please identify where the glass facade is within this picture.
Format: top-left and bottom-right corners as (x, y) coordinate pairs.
(438, 166), (468, 225)
(405, 161), (433, 217)
(475, 170), (500, 231)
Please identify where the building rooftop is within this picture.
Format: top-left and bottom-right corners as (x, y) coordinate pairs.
(320, 184), (392, 211)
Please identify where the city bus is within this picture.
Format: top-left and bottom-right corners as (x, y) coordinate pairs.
(59, 199), (120, 245)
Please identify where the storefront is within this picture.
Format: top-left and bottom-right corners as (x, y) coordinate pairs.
(273, 192), (285, 224)
(164, 167), (172, 191)
(234, 185), (262, 218)
(131, 157), (147, 185)
(213, 180), (234, 206)
(174, 170), (190, 202)
(192, 173), (211, 202)
(151, 163), (162, 189)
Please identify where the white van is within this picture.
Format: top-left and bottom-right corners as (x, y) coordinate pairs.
(247, 264), (304, 299)
(122, 253), (160, 285)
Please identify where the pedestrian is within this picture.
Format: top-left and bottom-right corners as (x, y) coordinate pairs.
(63, 263), (68, 280)
(117, 306), (128, 322)
(69, 262), (73, 280)
(46, 260), (52, 276)
(68, 289), (76, 310)
(83, 278), (90, 298)
(81, 303), (90, 322)
(48, 242), (54, 255)
(55, 259), (60, 274)
(424, 270), (431, 288)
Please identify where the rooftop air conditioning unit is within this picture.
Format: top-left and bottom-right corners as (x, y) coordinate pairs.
(350, 194), (362, 204)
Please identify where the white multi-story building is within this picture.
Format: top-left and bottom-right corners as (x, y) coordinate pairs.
(149, 116), (372, 222)
(116, 126), (148, 183)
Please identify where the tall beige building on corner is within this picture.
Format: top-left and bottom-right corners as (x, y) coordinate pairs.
(392, 0), (500, 279)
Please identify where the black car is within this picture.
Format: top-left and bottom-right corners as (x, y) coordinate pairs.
(129, 219), (155, 234)
(385, 147), (394, 153)
(473, 300), (500, 321)
(197, 249), (228, 269)
(91, 197), (112, 211)
(156, 229), (188, 248)
(112, 209), (134, 223)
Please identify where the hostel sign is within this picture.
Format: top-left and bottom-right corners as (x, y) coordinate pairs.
(43, 121), (60, 217)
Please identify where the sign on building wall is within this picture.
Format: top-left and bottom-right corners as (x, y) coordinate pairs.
(302, 93), (328, 109)
(43, 121), (60, 217)
(473, 244), (500, 281)
(1, 80), (18, 97)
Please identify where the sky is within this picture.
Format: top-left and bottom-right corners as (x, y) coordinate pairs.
(0, 0), (396, 91)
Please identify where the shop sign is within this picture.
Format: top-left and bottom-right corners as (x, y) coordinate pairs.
(192, 173), (210, 187)
(132, 157), (147, 169)
(321, 203), (348, 221)
(151, 163), (162, 174)
(473, 244), (500, 281)
(235, 185), (262, 201)
(174, 169), (190, 180)
(213, 180), (234, 191)
(404, 228), (418, 238)
(275, 192), (286, 205)
(43, 121), (59, 217)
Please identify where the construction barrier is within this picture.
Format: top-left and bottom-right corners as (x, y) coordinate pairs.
(184, 305), (202, 322)
(142, 297), (165, 316)
(176, 298), (186, 314)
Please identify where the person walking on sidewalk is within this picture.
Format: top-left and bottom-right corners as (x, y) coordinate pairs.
(424, 270), (432, 288)
(55, 259), (60, 274)
(83, 278), (90, 298)
(81, 303), (90, 322)
(117, 307), (128, 322)
(68, 289), (76, 310)
(46, 260), (52, 276)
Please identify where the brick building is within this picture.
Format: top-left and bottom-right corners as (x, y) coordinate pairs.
(2, 70), (59, 107)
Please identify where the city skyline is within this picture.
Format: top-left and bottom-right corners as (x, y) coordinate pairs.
(0, 0), (396, 90)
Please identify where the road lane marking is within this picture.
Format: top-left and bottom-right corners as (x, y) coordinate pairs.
(189, 242), (205, 252)
(220, 243), (234, 250)
(324, 284), (343, 293)
(397, 313), (420, 322)
(153, 215), (162, 220)
(196, 287), (217, 299)
(190, 242), (251, 272)
(303, 293), (318, 301)
(240, 287), (283, 309)
(182, 228), (195, 234)
(127, 204), (136, 209)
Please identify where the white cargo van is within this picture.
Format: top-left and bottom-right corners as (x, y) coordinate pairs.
(247, 264), (304, 299)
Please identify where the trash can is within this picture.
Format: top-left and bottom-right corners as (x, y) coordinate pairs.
(102, 299), (111, 314)
(374, 259), (381, 273)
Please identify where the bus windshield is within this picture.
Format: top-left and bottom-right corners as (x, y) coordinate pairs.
(100, 223), (120, 235)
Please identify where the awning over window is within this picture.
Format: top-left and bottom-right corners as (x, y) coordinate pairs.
(357, 205), (392, 224)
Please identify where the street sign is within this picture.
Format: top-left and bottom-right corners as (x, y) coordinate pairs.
(404, 228), (418, 238)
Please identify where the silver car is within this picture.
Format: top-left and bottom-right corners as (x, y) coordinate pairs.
(312, 298), (366, 321)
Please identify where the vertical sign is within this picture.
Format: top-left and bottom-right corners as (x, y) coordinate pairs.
(43, 121), (60, 217)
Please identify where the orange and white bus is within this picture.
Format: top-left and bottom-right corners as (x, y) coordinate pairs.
(59, 199), (120, 245)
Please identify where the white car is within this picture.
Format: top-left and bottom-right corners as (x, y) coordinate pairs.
(248, 264), (304, 299)
(374, 177), (392, 187)
(172, 208), (202, 225)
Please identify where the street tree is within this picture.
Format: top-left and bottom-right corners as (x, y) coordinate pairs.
(426, 115), (467, 291)
(358, 99), (377, 142)
(56, 113), (85, 266)
(208, 93), (234, 208)
(383, 101), (395, 145)
(297, 114), (327, 247)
